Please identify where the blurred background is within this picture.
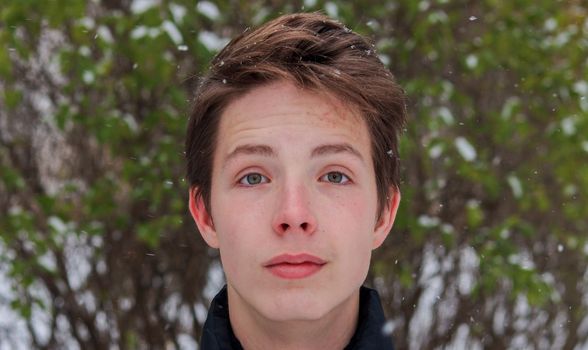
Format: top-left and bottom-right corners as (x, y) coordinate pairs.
(1, 0), (587, 349)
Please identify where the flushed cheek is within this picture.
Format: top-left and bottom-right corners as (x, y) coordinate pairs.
(213, 204), (269, 275)
(331, 238), (373, 288)
(217, 233), (264, 283)
(325, 193), (375, 227)
(327, 202), (375, 276)
(212, 191), (268, 229)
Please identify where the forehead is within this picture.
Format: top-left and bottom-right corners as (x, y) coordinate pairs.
(217, 81), (368, 144)
(211, 80), (377, 185)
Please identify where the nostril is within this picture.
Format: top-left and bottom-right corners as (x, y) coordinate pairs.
(280, 223), (289, 231)
(300, 222), (308, 230)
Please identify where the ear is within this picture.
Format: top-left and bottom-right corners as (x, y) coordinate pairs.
(188, 187), (219, 249)
(372, 188), (400, 249)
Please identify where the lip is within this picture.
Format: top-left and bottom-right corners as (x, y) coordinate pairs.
(263, 253), (327, 279)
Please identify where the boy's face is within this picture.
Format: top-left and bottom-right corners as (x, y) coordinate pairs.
(190, 81), (399, 322)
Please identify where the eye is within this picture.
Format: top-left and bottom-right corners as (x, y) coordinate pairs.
(238, 173), (269, 186)
(320, 171), (350, 184)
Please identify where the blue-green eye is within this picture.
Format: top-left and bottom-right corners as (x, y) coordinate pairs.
(239, 173), (269, 185)
(320, 171), (350, 184)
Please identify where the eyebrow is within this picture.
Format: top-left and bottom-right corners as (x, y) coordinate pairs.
(311, 143), (364, 162)
(224, 142), (364, 165)
(225, 144), (276, 164)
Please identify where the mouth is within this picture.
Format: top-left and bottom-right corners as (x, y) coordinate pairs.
(263, 253), (327, 279)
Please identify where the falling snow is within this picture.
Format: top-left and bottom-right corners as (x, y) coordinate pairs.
(455, 137), (477, 161)
(162, 20), (183, 45)
(196, 1), (221, 20)
(507, 175), (523, 198)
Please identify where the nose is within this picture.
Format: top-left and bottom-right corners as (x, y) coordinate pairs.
(271, 183), (317, 236)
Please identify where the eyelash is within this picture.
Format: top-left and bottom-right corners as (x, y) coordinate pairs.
(237, 171), (351, 186)
(238, 173), (270, 186)
(319, 171), (351, 184)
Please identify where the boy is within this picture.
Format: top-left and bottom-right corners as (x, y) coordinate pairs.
(186, 12), (407, 349)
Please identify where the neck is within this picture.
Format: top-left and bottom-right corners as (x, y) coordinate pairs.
(228, 286), (359, 350)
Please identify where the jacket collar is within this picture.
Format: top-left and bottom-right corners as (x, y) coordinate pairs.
(200, 285), (395, 349)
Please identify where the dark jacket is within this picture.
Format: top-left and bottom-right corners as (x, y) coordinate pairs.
(200, 286), (395, 349)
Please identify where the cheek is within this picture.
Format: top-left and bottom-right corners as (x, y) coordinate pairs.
(215, 227), (256, 283)
(211, 193), (270, 265)
(327, 191), (377, 260)
(330, 229), (373, 289)
(331, 188), (378, 225)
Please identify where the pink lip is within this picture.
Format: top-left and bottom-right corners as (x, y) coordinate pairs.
(264, 254), (327, 279)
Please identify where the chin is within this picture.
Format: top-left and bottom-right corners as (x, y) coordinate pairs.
(259, 293), (332, 322)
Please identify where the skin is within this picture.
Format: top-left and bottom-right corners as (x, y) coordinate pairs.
(189, 80), (400, 350)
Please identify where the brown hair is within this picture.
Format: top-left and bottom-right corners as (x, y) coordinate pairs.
(186, 12), (407, 215)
